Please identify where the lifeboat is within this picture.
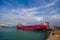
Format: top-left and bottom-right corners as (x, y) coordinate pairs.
(16, 22), (49, 30)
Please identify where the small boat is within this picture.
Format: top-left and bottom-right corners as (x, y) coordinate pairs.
(16, 22), (49, 30)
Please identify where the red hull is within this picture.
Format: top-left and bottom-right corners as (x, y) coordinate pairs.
(16, 24), (48, 30)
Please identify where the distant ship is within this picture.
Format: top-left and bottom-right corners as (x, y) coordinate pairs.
(0, 24), (6, 28)
(16, 22), (49, 30)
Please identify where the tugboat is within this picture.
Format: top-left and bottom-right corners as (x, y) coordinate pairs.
(16, 22), (49, 30)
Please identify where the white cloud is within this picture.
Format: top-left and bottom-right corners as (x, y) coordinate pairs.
(52, 15), (57, 19)
(0, 0), (60, 26)
(45, 0), (58, 8)
(0, 7), (60, 26)
(0, 0), (60, 27)
(48, 9), (59, 14)
(11, 7), (39, 16)
(39, 0), (59, 8)
(51, 14), (60, 20)
(34, 17), (43, 21)
(21, 7), (38, 12)
(0, 7), (43, 25)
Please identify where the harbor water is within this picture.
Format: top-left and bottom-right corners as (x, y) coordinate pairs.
(0, 27), (50, 40)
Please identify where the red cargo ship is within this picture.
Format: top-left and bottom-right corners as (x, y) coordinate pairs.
(16, 22), (49, 30)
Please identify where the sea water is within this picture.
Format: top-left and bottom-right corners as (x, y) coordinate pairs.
(0, 27), (50, 40)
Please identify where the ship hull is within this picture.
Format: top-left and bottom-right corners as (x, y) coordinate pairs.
(16, 25), (48, 30)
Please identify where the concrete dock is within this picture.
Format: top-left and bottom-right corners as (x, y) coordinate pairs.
(47, 28), (60, 40)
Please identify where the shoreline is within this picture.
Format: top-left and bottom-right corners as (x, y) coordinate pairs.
(47, 29), (60, 40)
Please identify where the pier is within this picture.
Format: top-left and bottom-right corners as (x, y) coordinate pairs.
(47, 26), (60, 40)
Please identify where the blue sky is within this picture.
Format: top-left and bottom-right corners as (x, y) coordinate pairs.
(0, 0), (60, 27)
